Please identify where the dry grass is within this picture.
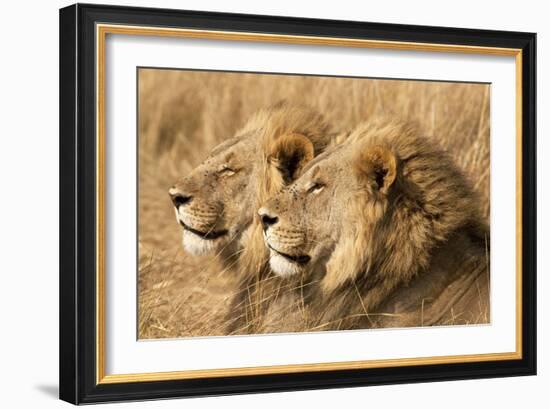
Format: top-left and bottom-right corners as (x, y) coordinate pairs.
(137, 68), (490, 339)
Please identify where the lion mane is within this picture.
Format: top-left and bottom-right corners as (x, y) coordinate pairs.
(312, 119), (490, 329)
(220, 103), (340, 333)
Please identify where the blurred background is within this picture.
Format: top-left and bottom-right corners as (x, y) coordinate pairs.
(138, 68), (490, 339)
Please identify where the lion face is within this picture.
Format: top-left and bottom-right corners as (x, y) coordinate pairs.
(169, 104), (332, 259)
(169, 137), (257, 256)
(259, 140), (386, 278)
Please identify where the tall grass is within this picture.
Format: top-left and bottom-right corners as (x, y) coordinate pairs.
(138, 68), (490, 339)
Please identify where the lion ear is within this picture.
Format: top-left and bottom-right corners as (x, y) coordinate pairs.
(355, 145), (397, 194)
(268, 133), (315, 184)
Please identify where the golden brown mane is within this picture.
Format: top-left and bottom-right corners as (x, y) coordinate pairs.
(225, 103), (337, 333)
(311, 119), (489, 329)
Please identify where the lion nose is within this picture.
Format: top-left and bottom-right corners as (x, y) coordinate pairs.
(169, 187), (192, 208)
(258, 207), (279, 231)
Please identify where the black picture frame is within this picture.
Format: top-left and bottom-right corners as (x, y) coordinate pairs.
(59, 3), (536, 404)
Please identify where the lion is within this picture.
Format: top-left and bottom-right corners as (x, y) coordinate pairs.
(258, 118), (490, 331)
(168, 103), (339, 331)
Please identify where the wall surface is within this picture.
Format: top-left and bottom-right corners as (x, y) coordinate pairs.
(0, 0), (546, 407)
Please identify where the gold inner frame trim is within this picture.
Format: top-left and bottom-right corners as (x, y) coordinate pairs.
(96, 23), (523, 385)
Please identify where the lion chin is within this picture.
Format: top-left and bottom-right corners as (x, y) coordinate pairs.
(268, 251), (305, 278)
(182, 230), (230, 256)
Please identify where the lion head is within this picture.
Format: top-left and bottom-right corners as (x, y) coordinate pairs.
(168, 103), (333, 260)
(260, 118), (486, 313)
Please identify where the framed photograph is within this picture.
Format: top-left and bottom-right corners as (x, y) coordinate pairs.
(59, 3), (536, 404)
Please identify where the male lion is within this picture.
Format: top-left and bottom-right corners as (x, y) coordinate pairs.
(259, 118), (490, 330)
(168, 103), (337, 330)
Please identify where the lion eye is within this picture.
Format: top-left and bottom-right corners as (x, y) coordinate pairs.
(218, 165), (236, 177)
(307, 182), (325, 194)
